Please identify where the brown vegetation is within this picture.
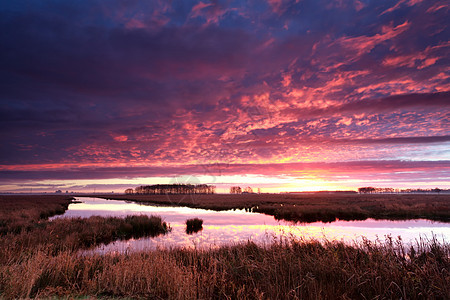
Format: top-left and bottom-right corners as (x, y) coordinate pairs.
(0, 215), (170, 259)
(0, 195), (73, 235)
(99, 193), (450, 223)
(0, 195), (170, 261)
(186, 218), (203, 234)
(0, 195), (449, 299)
(0, 237), (448, 299)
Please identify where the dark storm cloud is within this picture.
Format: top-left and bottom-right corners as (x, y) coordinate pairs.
(336, 92), (450, 113)
(0, 160), (448, 181)
(331, 135), (450, 145)
(1, 0), (449, 189)
(281, 91), (450, 119)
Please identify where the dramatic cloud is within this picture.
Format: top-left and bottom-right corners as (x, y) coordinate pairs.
(0, 0), (449, 192)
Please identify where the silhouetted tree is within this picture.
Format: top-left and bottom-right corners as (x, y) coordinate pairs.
(133, 184), (215, 195)
(230, 186), (242, 194)
(358, 187), (376, 194)
(243, 186), (253, 193)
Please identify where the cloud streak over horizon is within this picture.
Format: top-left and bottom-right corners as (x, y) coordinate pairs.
(1, 0), (449, 192)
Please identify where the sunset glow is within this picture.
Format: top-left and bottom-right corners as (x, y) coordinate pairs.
(1, 0), (449, 193)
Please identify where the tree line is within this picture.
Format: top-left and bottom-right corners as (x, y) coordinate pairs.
(230, 186), (261, 194)
(125, 184), (216, 195)
(358, 187), (445, 194)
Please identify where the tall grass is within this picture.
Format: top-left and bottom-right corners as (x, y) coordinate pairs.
(0, 236), (448, 299)
(0, 215), (170, 262)
(1, 195), (448, 299)
(186, 218), (203, 234)
(101, 193), (450, 223)
(0, 195), (73, 234)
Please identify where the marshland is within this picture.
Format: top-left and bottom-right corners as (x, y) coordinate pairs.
(0, 194), (449, 299)
(3, 0), (450, 298)
(102, 192), (450, 223)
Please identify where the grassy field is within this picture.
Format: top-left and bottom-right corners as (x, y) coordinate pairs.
(99, 193), (450, 223)
(0, 194), (449, 299)
(0, 195), (74, 235)
(1, 235), (448, 299)
(0, 195), (170, 255)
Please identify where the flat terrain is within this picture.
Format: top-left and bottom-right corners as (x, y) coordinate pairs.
(0, 195), (73, 234)
(0, 194), (448, 299)
(99, 193), (450, 223)
(3, 235), (449, 299)
(0, 195), (170, 253)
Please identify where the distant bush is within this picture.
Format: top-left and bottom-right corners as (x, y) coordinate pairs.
(186, 218), (203, 234)
(121, 215), (171, 238)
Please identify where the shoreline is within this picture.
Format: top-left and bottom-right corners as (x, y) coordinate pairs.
(86, 193), (450, 223)
(0, 194), (449, 298)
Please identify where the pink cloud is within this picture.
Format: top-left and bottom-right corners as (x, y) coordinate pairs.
(267, 0), (292, 15)
(1, 161), (449, 189)
(336, 21), (410, 58)
(113, 135), (128, 142)
(382, 41), (448, 70)
(353, 0), (365, 11)
(189, 1), (236, 25)
(190, 2), (214, 18)
(381, 0), (424, 15)
(426, 3), (449, 13)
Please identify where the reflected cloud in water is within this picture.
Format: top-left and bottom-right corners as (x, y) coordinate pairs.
(52, 197), (450, 254)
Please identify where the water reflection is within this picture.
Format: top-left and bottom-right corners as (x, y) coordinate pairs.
(52, 197), (450, 253)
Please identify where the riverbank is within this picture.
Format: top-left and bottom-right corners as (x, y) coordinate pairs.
(1, 236), (448, 299)
(0, 195), (74, 234)
(97, 193), (450, 223)
(0, 196), (170, 256)
(1, 194), (449, 299)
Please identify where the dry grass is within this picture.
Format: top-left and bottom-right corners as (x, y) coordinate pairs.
(0, 195), (448, 299)
(0, 195), (73, 235)
(99, 193), (450, 223)
(0, 215), (170, 262)
(185, 218), (203, 234)
(0, 236), (448, 299)
(0, 195), (170, 261)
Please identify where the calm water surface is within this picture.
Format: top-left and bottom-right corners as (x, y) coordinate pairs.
(52, 197), (450, 253)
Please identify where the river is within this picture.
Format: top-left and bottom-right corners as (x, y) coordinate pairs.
(51, 197), (450, 253)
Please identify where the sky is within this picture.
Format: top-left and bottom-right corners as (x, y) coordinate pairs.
(0, 0), (449, 193)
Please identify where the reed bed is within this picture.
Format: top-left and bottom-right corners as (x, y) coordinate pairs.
(100, 193), (450, 223)
(0, 236), (448, 299)
(0, 195), (73, 235)
(1, 195), (448, 299)
(0, 215), (171, 261)
(186, 218), (203, 234)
